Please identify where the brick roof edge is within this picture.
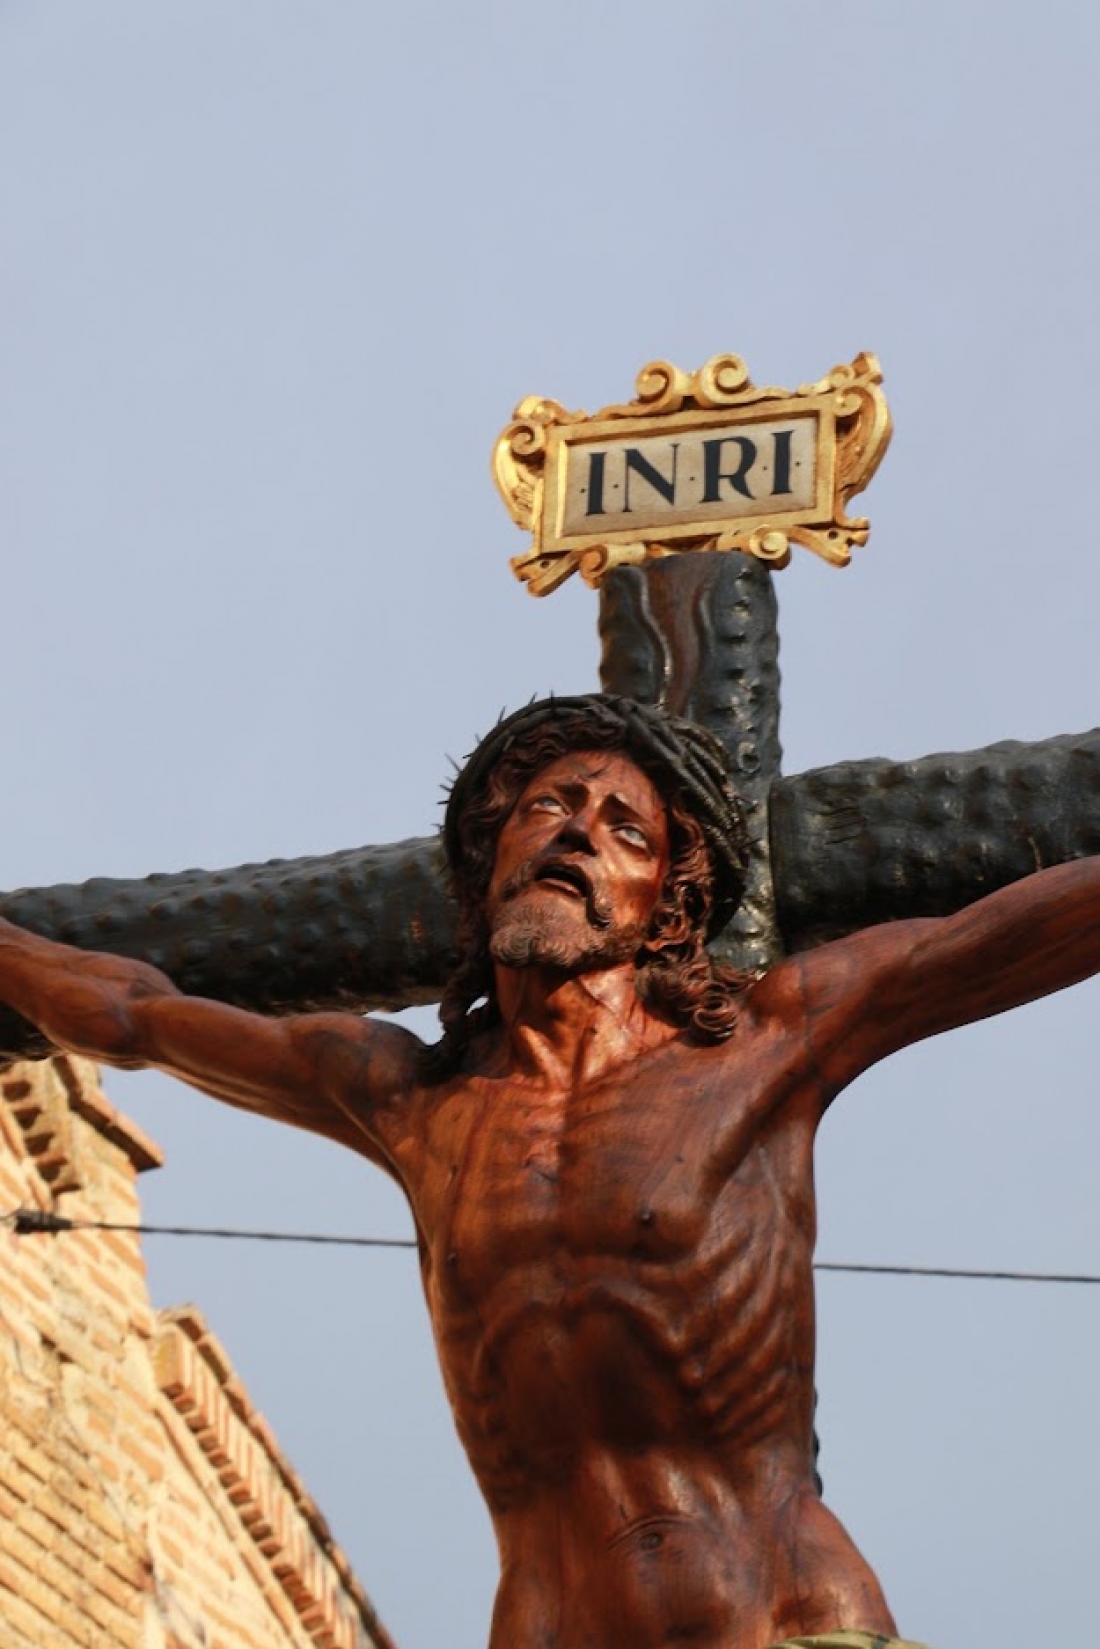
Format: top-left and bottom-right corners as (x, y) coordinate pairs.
(155, 1303), (399, 1649)
(56, 1055), (165, 1173)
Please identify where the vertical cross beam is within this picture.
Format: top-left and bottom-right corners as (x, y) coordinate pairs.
(597, 554), (782, 973)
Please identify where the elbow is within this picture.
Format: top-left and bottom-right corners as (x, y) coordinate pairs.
(66, 1000), (147, 1068)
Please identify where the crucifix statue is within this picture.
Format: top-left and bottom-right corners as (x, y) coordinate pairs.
(1, 355), (1098, 1649)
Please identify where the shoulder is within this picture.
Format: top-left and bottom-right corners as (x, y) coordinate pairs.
(736, 954), (813, 1030)
(746, 922), (929, 1022)
(738, 922), (948, 1103)
(286, 1010), (427, 1114)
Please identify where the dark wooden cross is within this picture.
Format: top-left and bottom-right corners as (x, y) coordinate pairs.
(1, 553), (1098, 1063)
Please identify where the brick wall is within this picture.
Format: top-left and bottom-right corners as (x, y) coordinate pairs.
(0, 1056), (396, 1649)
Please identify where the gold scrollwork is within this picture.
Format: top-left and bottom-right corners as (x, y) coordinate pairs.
(494, 397), (583, 531)
(693, 353), (751, 407)
(494, 352), (891, 594)
(614, 361), (693, 418)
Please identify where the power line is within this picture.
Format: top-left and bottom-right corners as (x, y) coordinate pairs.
(6, 1208), (417, 1248)
(814, 1260), (1100, 1287)
(6, 1208), (1100, 1286)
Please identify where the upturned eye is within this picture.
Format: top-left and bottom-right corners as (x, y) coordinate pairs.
(614, 822), (650, 849)
(528, 794), (566, 815)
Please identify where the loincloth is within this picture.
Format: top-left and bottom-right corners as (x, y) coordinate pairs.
(769, 1634), (931, 1649)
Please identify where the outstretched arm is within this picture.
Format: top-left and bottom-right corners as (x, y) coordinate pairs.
(0, 917), (421, 1160)
(770, 856), (1100, 1101)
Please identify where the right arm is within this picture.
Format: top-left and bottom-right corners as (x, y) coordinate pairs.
(750, 855), (1100, 1111)
(0, 917), (422, 1161)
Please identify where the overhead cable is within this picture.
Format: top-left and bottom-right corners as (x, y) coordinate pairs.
(5, 1208), (1098, 1286)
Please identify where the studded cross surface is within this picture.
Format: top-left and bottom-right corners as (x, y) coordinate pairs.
(0, 555), (1096, 1063)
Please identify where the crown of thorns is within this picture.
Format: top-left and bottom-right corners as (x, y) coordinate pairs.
(443, 694), (750, 939)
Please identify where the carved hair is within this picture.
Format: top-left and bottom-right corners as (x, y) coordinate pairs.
(428, 718), (752, 1076)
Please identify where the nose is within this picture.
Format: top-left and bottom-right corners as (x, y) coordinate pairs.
(553, 813), (597, 856)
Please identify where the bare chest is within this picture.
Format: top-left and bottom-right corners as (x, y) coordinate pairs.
(409, 1047), (813, 1297)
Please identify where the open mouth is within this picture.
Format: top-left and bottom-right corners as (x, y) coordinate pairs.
(498, 856), (611, 929)
(533, 860), (591, 900)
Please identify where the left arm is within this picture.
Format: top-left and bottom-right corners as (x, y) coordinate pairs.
(764, 856), (1100, 1098)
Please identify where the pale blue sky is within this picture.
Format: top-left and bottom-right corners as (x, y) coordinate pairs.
(3, 5), (1099, 1646)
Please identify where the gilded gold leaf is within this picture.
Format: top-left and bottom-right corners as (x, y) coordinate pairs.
(495, 352), (891, 593)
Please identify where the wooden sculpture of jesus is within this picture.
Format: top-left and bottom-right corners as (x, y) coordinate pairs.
(1, 693), (1098, 1649)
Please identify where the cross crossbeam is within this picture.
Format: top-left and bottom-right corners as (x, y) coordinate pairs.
(1, 557), (1095, 1065)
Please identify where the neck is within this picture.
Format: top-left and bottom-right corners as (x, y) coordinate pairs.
(491, 960), (670, 1087)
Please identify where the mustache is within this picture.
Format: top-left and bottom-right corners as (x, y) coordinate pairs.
(498, 855), (613, 930)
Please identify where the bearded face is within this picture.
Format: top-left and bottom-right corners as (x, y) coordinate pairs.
(485, 751), (670, 975)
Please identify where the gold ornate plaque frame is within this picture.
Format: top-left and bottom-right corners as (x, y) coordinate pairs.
(494, 352), (891, 596)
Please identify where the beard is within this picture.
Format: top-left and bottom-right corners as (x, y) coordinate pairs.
(489, 899), (646, 972)
(488, 860), (647, 973)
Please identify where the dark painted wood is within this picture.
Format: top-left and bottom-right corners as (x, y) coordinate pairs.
(0, 667), (1096, 1062)
(598, 554), (783, 973)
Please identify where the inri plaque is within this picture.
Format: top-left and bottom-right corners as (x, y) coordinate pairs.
(494, 352), (891, 595)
